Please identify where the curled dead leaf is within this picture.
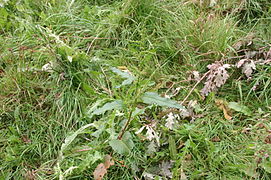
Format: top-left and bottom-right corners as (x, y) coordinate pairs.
(117, 66), (128, 71)
(177, 140), (185, 149)
(104, 155), (114, 169)
(117, 66), (132, 75)
(215, 99), (232, 120)
(93, 155), (114, 180)
(0, 69), (4, 77)
(93, 163), (107, 180)
(192, 71), (201, 82)
(22, 135), (31, 144)
(211, 136), (221, 142)
(201, 63), (230, 96)
(264, 135), (271, 144)
(25, 169), (36, 180)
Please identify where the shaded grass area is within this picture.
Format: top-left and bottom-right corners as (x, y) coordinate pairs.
(0, 0), (271, 179)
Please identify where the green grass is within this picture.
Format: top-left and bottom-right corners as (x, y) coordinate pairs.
(0, 0), (271, 179)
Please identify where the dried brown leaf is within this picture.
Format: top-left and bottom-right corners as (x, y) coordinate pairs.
(211, 136), (221, 142)
(201, 63), (231, 95)
(25, 170), (36, 180)
(265, 47), (271, 59)
(104, 155), (114, 169)
(264, 135), (271, 144)
(142, 172), (155, 180)
(243, 61), (256, 78)
(236, 59), (247, 68)
(245, 51), (258, 59)
(192, 71), (201, 82)
(232, 33), (255, 50)
(93, 163), (107, 180)
(22, 135), (31, 144)
(93, 155), (114, 180)
(159, 161), (174, 178)
(215, 99), (232, 120)
(236, 59), (256, 78)
(0, 69), (4, 77)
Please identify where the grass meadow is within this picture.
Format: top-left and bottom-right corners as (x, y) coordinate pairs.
(0, 0), (271, 179)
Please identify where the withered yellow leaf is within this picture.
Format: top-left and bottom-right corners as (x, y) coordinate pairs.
(215, 99), (232, 120)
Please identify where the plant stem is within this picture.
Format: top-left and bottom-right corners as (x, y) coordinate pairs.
(118, 109), (133, 140)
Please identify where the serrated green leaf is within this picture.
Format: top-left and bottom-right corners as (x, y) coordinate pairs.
(228, 102), (252, 116)
(92, 100), (124, 115)
(142, 92), (184, 109)
(109, 139), (131, 155)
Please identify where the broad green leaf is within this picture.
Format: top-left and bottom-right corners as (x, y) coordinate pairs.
(109, 132), (134, 155)
(142, 92), (184, 109)
(91, 124), (105, 138)
(228, 102), (252, 116)
(92, 100), (124, 115)
(109, 139), (131, 155)
(88, 99), (107, 114)
(111, 67), (136, 87)
(122, 132), (134, 150)
(131, 107), (145, 117)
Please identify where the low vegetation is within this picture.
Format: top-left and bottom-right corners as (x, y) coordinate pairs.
(0, 0), (271, 179)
